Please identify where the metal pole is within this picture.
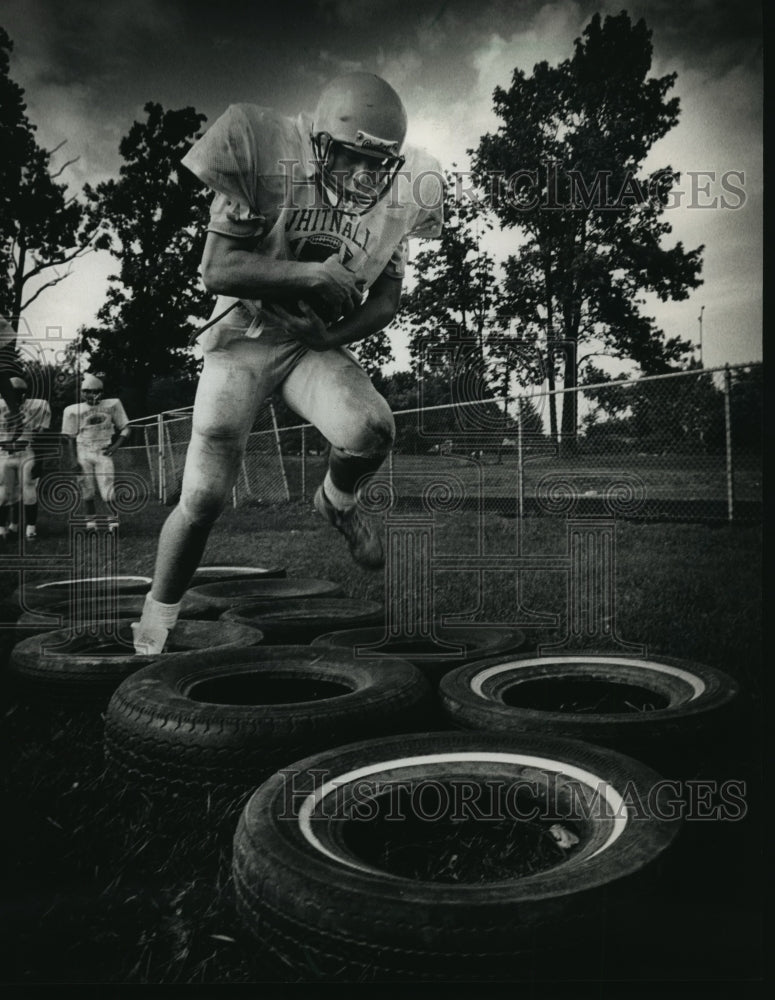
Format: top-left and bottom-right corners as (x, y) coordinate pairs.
(517, 401), (524, 519)
(156, 412), (165, 504)
(723, 364), (734, 522)
(300, 425), (307, 500)
(698, 306), (705, 368)
(269, 401), (291, 500)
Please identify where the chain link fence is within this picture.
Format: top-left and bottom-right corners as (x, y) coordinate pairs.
(125, 364), (761, 522)
(125, 401), (290, 507)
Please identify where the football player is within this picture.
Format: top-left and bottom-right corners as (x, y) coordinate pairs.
(0, 376), (52, 541)
(132, 71), (444, 654)
(61, 374), (131, 530)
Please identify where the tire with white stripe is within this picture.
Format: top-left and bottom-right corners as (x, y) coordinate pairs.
(233, 731), (680, 980)
(186, 577), (343, 615)
(439, 653), (739, 751)
(12, 592), (206, 642)
(191, 564), (287, 585)
(10, 576), (152, 612)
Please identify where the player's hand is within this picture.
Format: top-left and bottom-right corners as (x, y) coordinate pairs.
(308, 257), (365, 317)
(103, 443), (119, 457)
(265, 301), (336, 351)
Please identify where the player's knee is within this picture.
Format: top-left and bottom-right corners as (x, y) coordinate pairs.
(349, 408), (395, 457)
(334, 385), (395, 457)
(179, 482), (230, 527)
(193, 420), (246, 450)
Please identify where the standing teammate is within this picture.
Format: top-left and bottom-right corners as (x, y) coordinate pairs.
(0, 376), (51, 541)
(132, 71), (444, 654)
(61, 374), (131, 531)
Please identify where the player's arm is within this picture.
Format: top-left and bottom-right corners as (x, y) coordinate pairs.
(60, 408), (80, 471)
(200, 231), (362, 317)
(103, 402), (131, 456)
(29, 401), (53, 478)
(267, 267), (402, 352)
(315, 270), (402, 349)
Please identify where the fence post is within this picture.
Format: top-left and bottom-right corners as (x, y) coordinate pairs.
(723, 365), (734, 522)
(517, 401), (524, 519)
(156, 412), (165, 504)
(301, 425), (307, 501)
(269, 401), (291, 500)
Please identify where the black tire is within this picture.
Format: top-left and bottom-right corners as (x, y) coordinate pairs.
(186, 577), (344, 614)
(10, 576), (152, 613)
(220, 598), (384, 643)
(311, 625), (526, 684)
(191, 564), (287, 585)
(232, 730), (681, 981)
(105, 646), (432, 802)
(11, 593), (207, 643)
(8, 619), (262, 702)
(439, 653), (740, 761)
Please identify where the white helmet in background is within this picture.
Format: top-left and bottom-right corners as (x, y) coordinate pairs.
(10, 376), (27, 393)
(311, 72), (407, 214)
(82, 373), (104, 405)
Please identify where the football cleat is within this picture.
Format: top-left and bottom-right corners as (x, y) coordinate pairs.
(314, 484), (384, 570)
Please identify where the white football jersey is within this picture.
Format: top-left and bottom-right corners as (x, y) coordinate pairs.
(0, 397), (51, 447)
(61, 399), (129, 451)
(182, 104), (444, 329)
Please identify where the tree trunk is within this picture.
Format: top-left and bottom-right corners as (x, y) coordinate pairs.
(543, 259), (559, 447)
(12, 240), (26, 322)
(559, 336), (579, 457)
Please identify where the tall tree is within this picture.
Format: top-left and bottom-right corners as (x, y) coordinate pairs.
(398, 178), (499, 376)
(472, 11), (703, 452)
(75, 102), (211, 415)
(0, 27), (99, 329)
(397, 177), (547, 449)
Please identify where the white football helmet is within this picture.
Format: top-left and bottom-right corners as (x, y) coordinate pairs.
(311, 72), (407, 214)
(82, 373), (104, 406)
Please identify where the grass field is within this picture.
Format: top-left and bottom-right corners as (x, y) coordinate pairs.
(0, 498), (763, 985)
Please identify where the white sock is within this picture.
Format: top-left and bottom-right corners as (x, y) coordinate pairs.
(323, 471), (356, 511)
(140, 592), (181, 630)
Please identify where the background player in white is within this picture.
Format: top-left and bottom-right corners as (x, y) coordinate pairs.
(0, 376), (51, 541)
(61, 374), (131, 531)
(132, 71), (443, 654)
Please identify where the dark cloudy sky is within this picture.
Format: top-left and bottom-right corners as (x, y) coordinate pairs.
(3, 0), (763, 370)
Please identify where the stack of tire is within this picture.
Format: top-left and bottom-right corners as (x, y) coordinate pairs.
(4, 568), (281, 703)
(226, 646), (741, 980)
(6, 564), (740, 980)
(103, 572), (528, 806)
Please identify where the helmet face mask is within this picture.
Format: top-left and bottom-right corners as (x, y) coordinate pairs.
(81, 374), (104, 406)
(311, 72), (407, 215)
(312, 132), (405, 213)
